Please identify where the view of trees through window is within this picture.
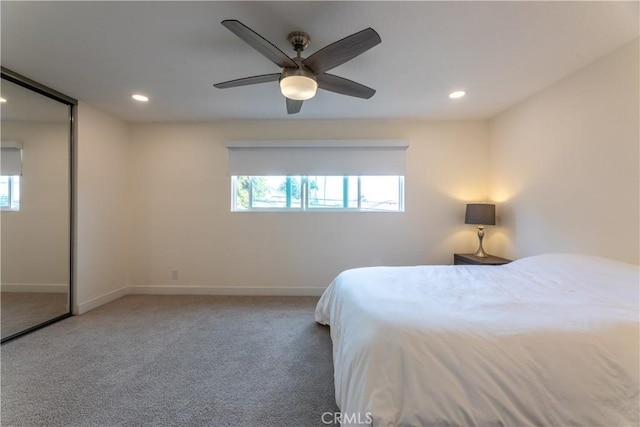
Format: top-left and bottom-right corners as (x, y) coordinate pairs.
(233, 176), (403, 212)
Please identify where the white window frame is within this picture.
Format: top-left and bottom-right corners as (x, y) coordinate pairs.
(231, 175), (404, 212)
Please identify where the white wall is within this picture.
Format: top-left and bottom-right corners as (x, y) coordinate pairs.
(75, 102), (131, 313)
(71, 37), (639, 312)
(129, 120), (489, 293)
(1, 122), (69, 288)
(489, 38), (639, 264)
(73, 38), (639, 312)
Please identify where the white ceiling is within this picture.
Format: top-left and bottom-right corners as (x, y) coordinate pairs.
(1, 1), (638, 122)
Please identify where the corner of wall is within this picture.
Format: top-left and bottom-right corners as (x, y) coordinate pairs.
(486, 39), (639, 263)
(75, 103), (133, 311)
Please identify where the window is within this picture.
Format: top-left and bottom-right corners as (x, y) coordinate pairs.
(232, 175), (403, 212)
(0, 176), (20, 211)
(226, 139), (409, 212)
(1, 141), (22, 210)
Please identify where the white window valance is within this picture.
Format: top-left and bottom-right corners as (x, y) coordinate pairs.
(1, 141), (23, 176)
(225, 140), (409, 176)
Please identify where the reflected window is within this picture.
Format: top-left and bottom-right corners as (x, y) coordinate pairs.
(0, 176), (20, 211)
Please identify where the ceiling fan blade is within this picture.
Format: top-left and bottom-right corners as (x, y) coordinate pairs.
(286, 98), (303, 114)
(214, 73), (281, 89)
(222, 20), (297, 69)
(302, 28), (381, 74)
(317, 73), (376, 99)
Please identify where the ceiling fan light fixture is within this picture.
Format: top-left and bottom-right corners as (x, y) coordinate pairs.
(280, 68), (317, 101)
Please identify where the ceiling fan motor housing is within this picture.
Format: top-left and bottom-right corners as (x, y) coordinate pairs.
(288, 31), (310, 52)
(280, 64), (316, 84)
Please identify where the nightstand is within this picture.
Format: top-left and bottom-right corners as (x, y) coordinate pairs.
(453, 253), (511, 266)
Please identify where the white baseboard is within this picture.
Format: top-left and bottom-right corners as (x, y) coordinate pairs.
(75, 286), (128, 315)
(1, 283), (68, 293)
(128, 285), (326, 297)
(76, 285), (325, 314)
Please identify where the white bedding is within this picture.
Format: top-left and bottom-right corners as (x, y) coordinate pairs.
(315, 254), (639, 426)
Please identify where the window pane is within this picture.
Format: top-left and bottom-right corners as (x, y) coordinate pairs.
(234, 176), (250, 210)
(0, 176), (20, 210)
(11, 177), (20, 210)
(0, 176), (10, 208)
(251, 176), (302, 209)
(346, 176), (359, 208)
(360, 176), (402, 211)
(308, 176), (345, 209)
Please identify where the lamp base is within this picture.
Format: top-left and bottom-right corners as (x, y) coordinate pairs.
(474, 246), (489, 258)
(474, 226), (489, 258)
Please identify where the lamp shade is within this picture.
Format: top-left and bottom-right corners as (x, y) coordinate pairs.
(465, 203), (496, 225)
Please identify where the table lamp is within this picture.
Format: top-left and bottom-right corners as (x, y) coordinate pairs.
(465, 203), (496, 258)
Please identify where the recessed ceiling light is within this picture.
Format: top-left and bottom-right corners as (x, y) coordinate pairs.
(449, 91), (466, 99)
(0, 97), (7, 103)
(132, 94), (149, 102)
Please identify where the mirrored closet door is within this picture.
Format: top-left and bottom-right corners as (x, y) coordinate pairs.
(1, 68), (75, 343)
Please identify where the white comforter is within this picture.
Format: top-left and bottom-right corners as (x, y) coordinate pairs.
(315, 254), (639, 426)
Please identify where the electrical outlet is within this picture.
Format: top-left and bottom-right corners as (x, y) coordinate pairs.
(171, 269), (178, 280)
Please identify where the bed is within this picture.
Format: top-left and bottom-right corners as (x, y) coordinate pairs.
(315, 254), (639, 426)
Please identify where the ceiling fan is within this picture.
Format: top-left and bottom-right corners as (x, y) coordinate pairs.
(213, 20), (381, 114)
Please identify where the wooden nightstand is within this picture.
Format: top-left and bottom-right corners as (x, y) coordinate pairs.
(454, 253), (511, 266)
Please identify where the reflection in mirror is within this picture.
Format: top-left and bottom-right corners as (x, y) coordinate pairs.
(1, 70), (74, 342)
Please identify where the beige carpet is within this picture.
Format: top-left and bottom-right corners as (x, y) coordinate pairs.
(1, 292), (69, 339)
(1, 295), (339, 426)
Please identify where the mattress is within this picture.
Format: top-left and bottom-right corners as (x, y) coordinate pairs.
(315, 254), (639, 426)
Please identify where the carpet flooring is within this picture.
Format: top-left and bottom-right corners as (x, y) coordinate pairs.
(1, 292), (69, 339)
(1, 295), (339, 427)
